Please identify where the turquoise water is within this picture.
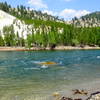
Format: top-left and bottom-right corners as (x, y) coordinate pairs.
(0, 50), (100, 100)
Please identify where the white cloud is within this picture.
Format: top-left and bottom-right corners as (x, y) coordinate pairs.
(42, 10), (57, 16)
(42, 9), (90, 21)
(28, 0), (48, 9)
(59, 9), (90, 20)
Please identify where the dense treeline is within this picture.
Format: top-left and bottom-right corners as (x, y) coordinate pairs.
(0, 24), (100, 48)
(0, 25), (25, 47)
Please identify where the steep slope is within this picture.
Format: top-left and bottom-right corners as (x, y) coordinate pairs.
(69, 11), (100, 27)
(0, 2), (62, 22)
(0, 10), (15, 30)
(0, 10), (34, 39)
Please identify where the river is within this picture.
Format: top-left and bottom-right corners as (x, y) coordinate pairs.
(0, 50), (100, 100)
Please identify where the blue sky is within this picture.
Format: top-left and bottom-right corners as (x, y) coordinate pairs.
(0, 0), (100, 20)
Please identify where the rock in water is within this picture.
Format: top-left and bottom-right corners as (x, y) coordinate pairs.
(53, 92), (60, 97)
(39, 61), (57, 65)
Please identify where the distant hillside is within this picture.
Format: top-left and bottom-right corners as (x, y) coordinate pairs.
(0, 2), (63, 22)
(69, 11), (100, 27)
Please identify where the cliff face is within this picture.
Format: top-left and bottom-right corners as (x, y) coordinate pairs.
(0, 10), (15, 30)
(0, 10), (34, 39)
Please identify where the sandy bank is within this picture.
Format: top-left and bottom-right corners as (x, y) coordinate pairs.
(54, 46), (100, 50)
(0, 46), (100, 51)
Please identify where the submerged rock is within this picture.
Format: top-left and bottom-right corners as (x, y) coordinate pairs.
(53, 92), (60, 97)
(72, 89), (88, 95)
(39, 61), (57, 65)
(52, 92), (61, 100)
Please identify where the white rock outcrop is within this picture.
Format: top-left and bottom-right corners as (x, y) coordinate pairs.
(0, 10), (34, 39)
(0, 10), (15, 30)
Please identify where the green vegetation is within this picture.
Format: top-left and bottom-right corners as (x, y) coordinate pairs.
(1, 24), (100, 48)
(0, 2), (100, 49)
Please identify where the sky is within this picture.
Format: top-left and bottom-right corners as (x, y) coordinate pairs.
(0, 0), (100, 20)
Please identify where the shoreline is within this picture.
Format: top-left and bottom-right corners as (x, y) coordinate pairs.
(57, 79), (100, 100)
(50, 80), (100, 100)
(0, 46), (100, 51)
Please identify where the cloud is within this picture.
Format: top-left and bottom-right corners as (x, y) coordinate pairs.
(59, 9), (90, 20)
(42, 9), (90, 21)
(42, 10), (57, 16)
(28, 0), (48, 9)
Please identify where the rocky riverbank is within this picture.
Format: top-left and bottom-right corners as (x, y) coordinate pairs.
(53, 90), (100, 100)
(52, 80), (100, 100)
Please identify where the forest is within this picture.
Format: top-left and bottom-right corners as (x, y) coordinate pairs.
(0, 24), (100, 49)
(0, 2), (100, 49)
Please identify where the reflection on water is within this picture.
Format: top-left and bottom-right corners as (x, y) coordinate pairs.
(0, 50), (100, 100)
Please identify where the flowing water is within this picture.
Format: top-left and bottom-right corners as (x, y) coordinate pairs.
(0, 50), (100, 100)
